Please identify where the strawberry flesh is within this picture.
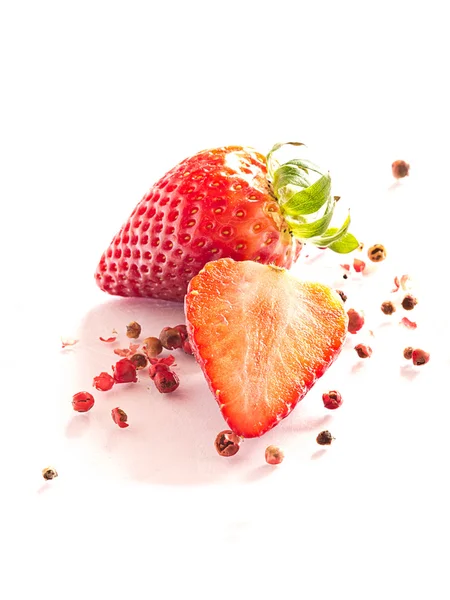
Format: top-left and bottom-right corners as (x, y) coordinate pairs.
(185, 258), (347, 438)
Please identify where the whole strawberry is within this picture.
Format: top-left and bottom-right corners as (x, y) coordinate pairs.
(96, 143), (358, 301)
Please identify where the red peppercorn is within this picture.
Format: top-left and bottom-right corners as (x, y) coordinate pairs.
(347, 308), (364, 334)
(153, 369), (180, 393)
(148, 355), (176, 379)
(412, 349), (430, 366)
(72, 391), (95, 412)
(112, 358), (138, 384)
(265, 445), (284, 465)
(174, 324), (188, 342)
(111, 407), (129, 428)
(182, 338), (194, 355)
(322, 390), (343, 410)
(214, 430), (241, 456)
(353, 258), (366, 273)
(93, 372), (115, 392)
(354, 344), (372, 359)
(403, 346), (414, 360)
(392, 160), (410, 179)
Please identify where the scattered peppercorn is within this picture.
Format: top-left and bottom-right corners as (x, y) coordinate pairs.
(381, 301), (396, 315)
(130, 353), (148, 370)
(403, 346), (414, 360)
(111, 407), (129, 428)
(42, 467), (58, 481)
(353, 258), (366, 273)
(174, 324), (188, 341)
(142, 336), (163, 358)
(149, 355), (176, 378)
(392, 160), (410, 179)
(112, 358), (138, 383)
(401, 294), (418, 311)
(316, 430), (334, 446)
(182, 338), (194, 355)
(93, 372), (115, 392)
(322, 390), (343, 410)
(368, 244), (386, 262)
(347, 308), (364, 334)
(153, 369), (180, 393)
(72, 391), (95, 412)
(354, 343), (372, 358)
(265, 445), (285, 465)
(412, 348), (430, 366)
(214, 430), (241, 457)
(336, 290), (347, 303)
(126, 321), (141, 339)
(159, 327), (183, 350)
(343, 274), (348, 279)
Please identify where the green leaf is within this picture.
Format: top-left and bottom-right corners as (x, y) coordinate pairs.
(282, 172), (331, 217)
(272, 165), (311, 195)
(328, 233), (360, 253)
(286, 198), (334, 238)
(283, 158), (323, 176)
(266, 142), (305, 179)
(313, 213), (351, 246)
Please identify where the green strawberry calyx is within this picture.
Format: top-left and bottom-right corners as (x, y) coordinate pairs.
(266, 142), (359, 254)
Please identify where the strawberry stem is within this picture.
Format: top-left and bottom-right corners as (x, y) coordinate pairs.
(266, 142), (359, 253)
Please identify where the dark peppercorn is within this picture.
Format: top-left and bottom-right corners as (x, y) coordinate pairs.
(316, 430), (334, 446)
(381, 301), (396, 315)
(401, 295), (418, 311)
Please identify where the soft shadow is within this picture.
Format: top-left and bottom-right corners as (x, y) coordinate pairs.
(70, 296), (253, 486)
(287, 413), (332, 433)
(65, 414), (91, 438)
(245, 464), (277, 482)
(311, 449), (327, 461)
(351, 361), (366, 374)
(399, 364), (420, 381)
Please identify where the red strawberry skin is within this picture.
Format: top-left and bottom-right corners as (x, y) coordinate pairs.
(95, 147), (301, 302)
(185, 258), (348, 438)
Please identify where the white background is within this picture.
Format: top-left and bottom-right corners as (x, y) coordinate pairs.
(1, 1), (449, 599)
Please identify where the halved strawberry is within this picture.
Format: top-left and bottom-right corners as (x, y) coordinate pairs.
(185, 258), (347, 438)
(95, 143), (358, 302)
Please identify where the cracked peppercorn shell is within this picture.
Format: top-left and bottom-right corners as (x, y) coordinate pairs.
(42, 467), (58, 480)
(322, 390), (343, 410)
(130, 353), (148, 370)
(367, 244), (386, 263)
(336, 290), (347, 303)
(347, 308), (364, 334)
(214, 430), (241, 457)
(401, 295), (418, 311)
(412, 348), (430, 366)
(381, 301), (396, 315)
(354, 344), (372, 358)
